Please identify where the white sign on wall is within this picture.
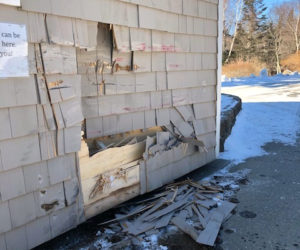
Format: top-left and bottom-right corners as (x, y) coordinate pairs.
(0, 23), (29, 78)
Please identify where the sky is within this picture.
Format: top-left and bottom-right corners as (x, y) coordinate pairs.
(264, 0), (287, 8)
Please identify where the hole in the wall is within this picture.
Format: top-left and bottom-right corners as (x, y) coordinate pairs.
(84, 127), (161, 156)
(76, 21), (215, 217)
(78, 122), (208, 218)
(78, 127), (163, 216)
(41, 200), (59, 211)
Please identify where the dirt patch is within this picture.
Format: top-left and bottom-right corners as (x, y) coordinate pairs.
(239, 211), (257, 219)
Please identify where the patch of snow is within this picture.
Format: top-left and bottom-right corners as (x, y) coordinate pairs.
(260, 68), (268, 77)
(221, 74), (300, 163)
(221, 94), (238, 114)
(166, 225), (178, 234)
(222, 74), (231, 82)
(229, 184), (240, 190)
(93, 238), (113, 249)
(149, 234), (158, 244)
(104, 228), (115, 234)
(159, 246), (168, 250)
(141, 234), (168, 250)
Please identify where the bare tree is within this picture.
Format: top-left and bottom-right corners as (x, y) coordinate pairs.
(287, 11), (300, 52)
(225, 0), (244, 63)
(268, 23), (282, 73)
(279, 1), (300, 53)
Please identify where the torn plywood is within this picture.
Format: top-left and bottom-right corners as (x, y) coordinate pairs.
(82, 160), (140, 205)
(79, 140), (145, 180)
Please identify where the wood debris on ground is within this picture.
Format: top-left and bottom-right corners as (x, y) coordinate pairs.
(95, 176), (243, 249)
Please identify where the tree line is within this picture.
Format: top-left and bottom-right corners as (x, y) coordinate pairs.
(223, 0), (300, 74)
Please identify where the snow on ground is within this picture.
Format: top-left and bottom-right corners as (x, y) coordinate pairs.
(220, 74), (300, 164)
(221, 94), (239, 116)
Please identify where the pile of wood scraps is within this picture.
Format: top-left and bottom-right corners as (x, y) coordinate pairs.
(98, 179), (237, 247)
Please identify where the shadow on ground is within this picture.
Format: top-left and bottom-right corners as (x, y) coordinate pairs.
(218, 136), (300, 250)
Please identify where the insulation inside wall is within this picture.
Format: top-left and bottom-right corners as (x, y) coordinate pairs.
(0, 0), (220, 248)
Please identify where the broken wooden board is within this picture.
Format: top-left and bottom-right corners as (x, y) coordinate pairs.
(155, 211), (174, 229)
(82, 161), (140, 206)
(196, 201), (236, 246)
(171, 216), (198, 241)
(79, 140), (145, 180)
(85, 184), (140, 219)
(175, 105), (195, 122)
(143, 195), (191, 222)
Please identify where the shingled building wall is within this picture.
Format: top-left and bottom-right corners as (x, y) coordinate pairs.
(0, 0), (221, 249)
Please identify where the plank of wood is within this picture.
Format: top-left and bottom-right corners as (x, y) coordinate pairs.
(170, 109), (194, 137)
(196, 200), (217, 209)
(143, 136), (155, 160)
(197, 205), (209, 219)
(125, 192), (167, 206)
(196, 210), (223, 246)
(143, 194), (191, 222)
(186, 205), (194, 218)
(98, 202), (154, 226)
(219, 201), (237, 221)
(82, 162), (140, 205)
(171, 119), (194, 138)
(156, 131), (170, 145)
(192, 205), (207, 228)
(139, 160), (147, 195)
(127, 201), (166, 235)
(155, 212), (174, 229)
(198, 190), (219, 194)
(196, 201), (236, 246)
(128, 219), (158, 235)
(178, 209), (189, 220)
(171, 216), (198, 241)
(148, 144), (166, 155)
(175, 105), (195, 122)
(79, 140), (145, 180)
(195, 193), (207, 200)
(135, 199), (165, 222)
(181, 137), (207, 151)
(85, 184), (140, 220)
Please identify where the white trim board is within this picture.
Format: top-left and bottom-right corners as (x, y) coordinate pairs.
(215, 0), (223, 157)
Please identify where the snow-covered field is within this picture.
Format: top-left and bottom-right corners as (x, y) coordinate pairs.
(220, 74), (300, 163)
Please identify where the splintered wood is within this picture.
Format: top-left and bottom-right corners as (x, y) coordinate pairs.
(99, 179), (236, 247)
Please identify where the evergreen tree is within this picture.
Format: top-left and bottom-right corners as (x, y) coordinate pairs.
(234, 0), (268, 61)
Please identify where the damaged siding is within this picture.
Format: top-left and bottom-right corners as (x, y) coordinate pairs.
(0, 0), (221, 248)
(0, 4), (85, 250)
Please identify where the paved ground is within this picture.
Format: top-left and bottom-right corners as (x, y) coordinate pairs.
(219, 138), (300, 250)
(217, 75), (300, 250)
